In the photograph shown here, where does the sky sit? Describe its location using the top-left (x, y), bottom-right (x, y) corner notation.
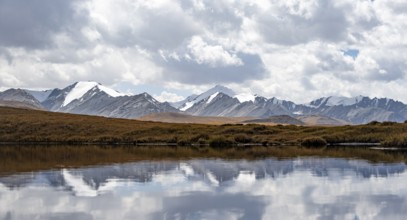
top-left (0, 0), bottom-right (406, 103)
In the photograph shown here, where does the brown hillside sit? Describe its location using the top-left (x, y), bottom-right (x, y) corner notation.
top-left (138, 112), bottom-right (254, 124)
top-left (1, 106), bottom-right (407, 147)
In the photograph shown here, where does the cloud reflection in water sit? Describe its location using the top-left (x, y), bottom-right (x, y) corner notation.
top-left (1, 158), bottom-right (407, 220)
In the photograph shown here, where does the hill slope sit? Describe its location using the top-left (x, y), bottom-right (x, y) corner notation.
top-left (244, 115), bottom-right (304, 125)
top-left (296, 115), bottom-right (348, 126)
top-left (1, 106), bottom-right (407, 147)
top-left (139, 112), bottom-right (253, 124)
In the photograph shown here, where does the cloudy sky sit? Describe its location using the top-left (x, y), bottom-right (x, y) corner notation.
top-left (0, 0), bottom-right (406, 103)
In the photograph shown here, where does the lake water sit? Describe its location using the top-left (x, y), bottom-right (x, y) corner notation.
top-left (1, 156), bottom-right (407, 220)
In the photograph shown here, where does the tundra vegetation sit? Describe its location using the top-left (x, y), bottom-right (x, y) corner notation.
top-left (1, 107), bottom-right (407, 147)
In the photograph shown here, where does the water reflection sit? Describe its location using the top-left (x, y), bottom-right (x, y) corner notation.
top-left (1, 158), bottom-right (407, 219)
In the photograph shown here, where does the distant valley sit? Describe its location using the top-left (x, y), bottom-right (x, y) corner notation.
top-left (1, 81), bottom-right (407, 125)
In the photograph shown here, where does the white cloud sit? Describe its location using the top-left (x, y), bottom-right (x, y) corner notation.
top-left (154, 91), bottom-right (185, 103)
top-left (187, 36), bottom-right (243, 67)
top-left (1, 159), bottom-right (407, 219)
top-left (0, 0), bottom-right (407, 103)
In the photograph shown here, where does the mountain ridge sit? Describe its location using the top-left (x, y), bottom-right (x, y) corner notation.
top-left (1, 81), bottom-right (406, 124)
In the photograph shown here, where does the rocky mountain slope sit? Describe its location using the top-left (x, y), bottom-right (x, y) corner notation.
top-left (1, 82), bottom-right (407, 124)
top-left (1, 82), bottom-right (178, 119)
top-left (174, 86), bottom-right (407, 124)
top-left (0, 89), bottom-right (44, 109)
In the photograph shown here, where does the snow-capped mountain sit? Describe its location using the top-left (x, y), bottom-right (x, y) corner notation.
top-left (173, 86), bottom-right (302, 118)
top-left (2, 82), bottom-right (407, 124)
top-left (185, 92), bottom-right (241, 116)
top-left (42, 81), bottom-right (125, 111)
top-left (62, 81), bottom-right (125, 107)
top-left (172, 85), bottom-right (261, 111)
top-left (0, 81), bottom-right (179, 118)
top-left (40, 81), bottom-right (179, 118)
top-left (170, 86), bottom-right (407, 124)
top-left (305, 96), bottom-right (407, 124)
top-left (170, 94), bottom-right (198, 109)
top-left (173, 85), bottom-right (236, 111)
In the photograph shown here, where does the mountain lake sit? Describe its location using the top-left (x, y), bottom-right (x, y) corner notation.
top-left (1, 146), bottom-right (407, 219)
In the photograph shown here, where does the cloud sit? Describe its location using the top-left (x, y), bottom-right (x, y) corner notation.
top-left (159, 51), bottom-right (266, 84)
top-left (0, 0), bottom-right (407, 103)
top-left (87, 0), bottom-right (200, 50)
top-left (186, 36), bottom-right (243, 67)
top-left (0, 0), bottom-right (85, 49)
top-left (154, 91), bottom-right (184, 103)
top-left (2, 159), bottom-right (407, 219)
top-left (255, 1), bottom-right (350, 45)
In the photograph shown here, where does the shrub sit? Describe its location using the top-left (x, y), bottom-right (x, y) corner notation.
top-left (190, 134), bottom-right (210, 142)
top-left (301, 137), bottom-right (327, 147)
top-left (234, 134), bottom-right (253, 143)
top-left (368, 121), bottom-right (380, 125)
top-left (209, 137), bottom-right (235, 148)
top-left (381, 121), bottom-right (397, 126)
top-left (253, 125), bottom-right (267, 131)
top-left (197, 138), bottom-right (208, 145)
top-left (177, 139), bottom-right (191, 146)
top-left (382, 136), bottom-right (407, 147)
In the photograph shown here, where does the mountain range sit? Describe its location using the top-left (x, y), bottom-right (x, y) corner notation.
top-left (1, 81), bottom-right (407, 124)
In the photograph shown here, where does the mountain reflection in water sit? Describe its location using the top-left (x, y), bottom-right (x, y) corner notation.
top-left (1, 158), bottom-right (407, 220)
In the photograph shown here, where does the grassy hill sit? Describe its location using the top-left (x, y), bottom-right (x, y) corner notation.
top-left (296, 115), bottom-right (348, 126)
top-left (1, 106), bottom-right (407, 147)
top-left (244, 115), bottom-right (304, 125)
top-left (138, 112), bottom-right (253, 124)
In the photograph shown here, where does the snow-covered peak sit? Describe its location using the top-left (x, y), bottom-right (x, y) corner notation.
top-left (170, 94), bottom-right (198, 109)
top-left (140, 92), bottom-right (160, 105)
top-left (62, 81), bottom-right (125, 107)
top-left (200, 85), bottom-right (235, 99)
top-left (178, 85), bottom-right (236, 111)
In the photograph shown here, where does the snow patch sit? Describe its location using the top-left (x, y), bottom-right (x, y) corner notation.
top-left (180, 102), bottom-right (195, 111)
top-left (207, 92), bottom-right (219, 104)
top-left (98, 84), bottom-right (123, 98)
top-left (62, 169), bottom-right (97, 197)
top-left (206, 171), bottom-right (219, 186)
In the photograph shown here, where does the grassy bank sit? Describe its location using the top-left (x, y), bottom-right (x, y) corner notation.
top-left (1, 107), bottom-right (407, 147)
top-left (0, 145), bottom-right (406, 175)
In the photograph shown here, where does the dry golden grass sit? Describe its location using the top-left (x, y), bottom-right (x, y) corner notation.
top-left (138, 112), bottom-right (254, 125)
top-left (2, 107), bottom-right (407, 147)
